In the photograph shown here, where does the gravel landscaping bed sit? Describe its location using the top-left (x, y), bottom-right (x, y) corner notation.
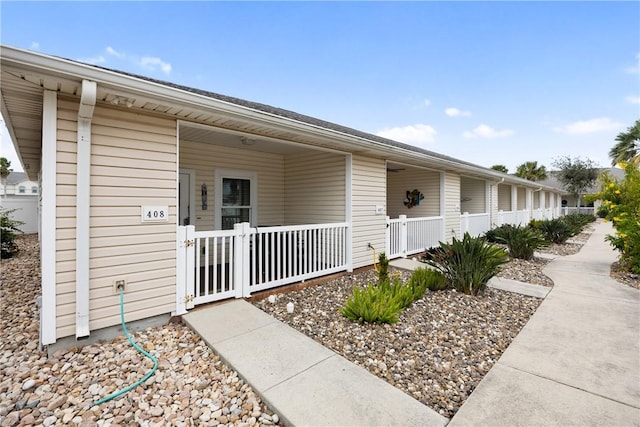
top-left (0, 234), bottom-right (280, 427)
top-left (253, 268), bottom-right (541, 418)
top-left (610, 262), bottom-right (640, 290)
top-left (496, 257), bottom-right (553, 287)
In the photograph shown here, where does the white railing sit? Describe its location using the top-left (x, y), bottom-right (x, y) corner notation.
top-left (460, 212), bottom-right (490, 237)
top-left (515, 209), bottom-right (530, 227)
top-left (562, 207), bottom-right (595, 216)
top-left (531, 209), bottom-right (544, 221)
top-left (249, 223), bottom-right (348, 294)
top-left (386, 215), bottom-right (444, 259)
top-left (496, 210), bottom-right (517, 227)
top-left (176, 222), bottom-right (349, 311)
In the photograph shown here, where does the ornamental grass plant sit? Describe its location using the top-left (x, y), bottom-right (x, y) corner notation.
top-left (426, 233), bottom-right (508, 295)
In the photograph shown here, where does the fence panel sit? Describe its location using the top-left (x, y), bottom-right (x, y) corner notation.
top-left (248, 223), bottom-right (348, 294)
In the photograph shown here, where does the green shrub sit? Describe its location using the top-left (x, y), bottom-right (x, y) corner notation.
top-left (495, 225), bottom-right (549, 260)
top-left (342, 270), bottom-right (437, 324)
top-left (426, 233), bottom-right (508, 295)
top-left (593, 164), bottom-right (640, 274)
top-left (408, 267), bottom-right (448, 291)
top-left (342, 283), bottom-right (402, 324)
top-left (562, 213), bottom-right (596, 235)
top-left (484, 224), bottom-right (515, 243)
top-left (535, 218), bottom-right (574, 244)
top-left (596, 205), bottom-right (609, 218)
top-left (1, 208), bottom-right (24, 259)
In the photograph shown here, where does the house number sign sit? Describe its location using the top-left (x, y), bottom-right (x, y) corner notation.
top-left (141, 206), bottom-right (169, 222)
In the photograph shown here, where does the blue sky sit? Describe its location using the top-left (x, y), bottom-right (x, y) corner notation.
top-left (1, 1), bottom-right (638, 173)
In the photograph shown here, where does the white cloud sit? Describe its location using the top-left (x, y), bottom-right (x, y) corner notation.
top-left (626, 95), bottom-right (640, 105)
top-left (106, 46), bottom-right (123, 58)
top-left (423, 98), bottom-right (431, 107)
top-left (445, 107), bottom-right (471, 117)
top-left (376, 124), bottom-right (437, 144)
top-left (462, 124), bottom-right (513, 139)
top-left (139, 56), bottom-right (172, 75)
top-left (75, 47), bottom-right (172, 75)
top-left (29, 42), bottom-right (39, 50)
top-left (553, 117), bottom-right (623, 135)
top-left (77, 55), bottom-right (106, 65)
top-left (624, 52), bottom-right (640, 74)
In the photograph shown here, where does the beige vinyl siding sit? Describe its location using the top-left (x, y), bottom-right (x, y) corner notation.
top-left (55, 100), bottom-right (178, 338)
top-left (284, 152), bottom-right (346, 224)
top-left (179, 141), bottom-right (285, 229)
top-left (443, 172), bottom-right (460, 241)
top-left (497, 184), bottom-right (512, 211)
top-left (351, 155), bottom-right (386, 269)
top-left (387, 168), bottom-right (440, 218)
top-left (517, 187), bottom-right (527, 210)
top-left (460, 177), bottom-right (486, 214)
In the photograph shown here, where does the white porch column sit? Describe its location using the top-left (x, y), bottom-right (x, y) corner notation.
top-left (511, 185), bottom-right (517, 212)
top-left (41, 90), bottom-right (57, 345)
top-left (345, 154), bottom-right (353, 272)
top-left (440, 172), bottom-right (445, 241)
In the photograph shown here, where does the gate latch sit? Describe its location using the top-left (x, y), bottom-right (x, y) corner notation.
top-left (184, 240), bottom-right (194, 247)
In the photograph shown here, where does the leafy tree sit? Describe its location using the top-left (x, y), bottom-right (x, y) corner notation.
top-left (609, 119), bottom-right (640, 166)
top-left (490, 164), bottom-right (509, 173)
top-left (0, 157), bottom-right (12, 199)
top-left (552, 156), bottom-right (599, 207)
top-left (515, 161), bottom-right (548, 181)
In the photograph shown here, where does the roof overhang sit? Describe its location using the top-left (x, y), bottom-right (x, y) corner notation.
top-left (0, 45), bottom-right (562, 192)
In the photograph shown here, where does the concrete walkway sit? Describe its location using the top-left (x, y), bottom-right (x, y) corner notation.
top-left (449, 221), bottom-right (640, 426)
top-left (183, 300), bottom-right (448, 427)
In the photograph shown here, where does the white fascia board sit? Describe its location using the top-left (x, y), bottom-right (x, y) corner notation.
top-left (1, 46), bottom-right (562, 192)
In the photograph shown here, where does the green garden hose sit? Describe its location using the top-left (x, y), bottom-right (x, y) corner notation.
top-left (93, 287), bottom-right (158, 406)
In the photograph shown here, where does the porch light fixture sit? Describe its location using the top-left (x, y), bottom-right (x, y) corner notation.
top-left (241, 137), bottom-right (256, 146)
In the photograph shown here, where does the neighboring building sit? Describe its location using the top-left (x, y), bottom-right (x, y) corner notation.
top-left (0, 171), bottom-right (39, 196)
top-left (539, 168), bottom-right (625, 212)
top-left (0, 45), bottom-right (565, 350)
top-left (0, 171), bottom-right (39, 233)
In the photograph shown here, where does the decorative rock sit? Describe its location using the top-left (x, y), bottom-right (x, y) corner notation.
top-left (42, 415), bottom-right (58, 427)
top-left (21, 379), bottom-right (36, 391)
top-left (149, 407), bottom-right (164, 417)
top-left (46, 395), bottom-right (67, 411)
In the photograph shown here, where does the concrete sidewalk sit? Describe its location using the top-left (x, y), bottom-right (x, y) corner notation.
top-left (449, 221), bottom-right (640, 426)
top-left (183, 300), bottom-right (448, 427)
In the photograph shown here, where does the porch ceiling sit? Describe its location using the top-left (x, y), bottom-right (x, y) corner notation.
top-left (179, 123), bottom-right (314, 156)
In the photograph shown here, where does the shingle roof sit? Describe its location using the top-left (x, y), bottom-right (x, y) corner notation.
top-left (4, 171), bottom-right (28, 185)
top-left (72, 58), bottom-right (509, 176)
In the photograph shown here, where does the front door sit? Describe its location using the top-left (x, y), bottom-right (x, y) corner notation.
top-left (179, 169), bottom-right (195, 226)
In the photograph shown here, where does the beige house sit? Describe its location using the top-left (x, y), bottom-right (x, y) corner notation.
top-left (0, 46), bottom-right (564, 349)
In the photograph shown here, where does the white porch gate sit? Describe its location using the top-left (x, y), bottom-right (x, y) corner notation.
top-left (386, 215), bottom-right (444, 259)
top-left (176, 222), bottom-right (349, 313)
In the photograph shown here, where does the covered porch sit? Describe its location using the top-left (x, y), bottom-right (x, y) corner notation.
top-left (385, 162), bottom-right (444, 259)
top-left (459, 176), bottom-right (490, 236)
top-left (175, 122), bottom-right (351, 311)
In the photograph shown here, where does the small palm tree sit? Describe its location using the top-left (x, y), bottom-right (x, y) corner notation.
top-left (515, 161), bottom-right (548, 181)
top-left (609, 119), bottom-right (640, 166)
